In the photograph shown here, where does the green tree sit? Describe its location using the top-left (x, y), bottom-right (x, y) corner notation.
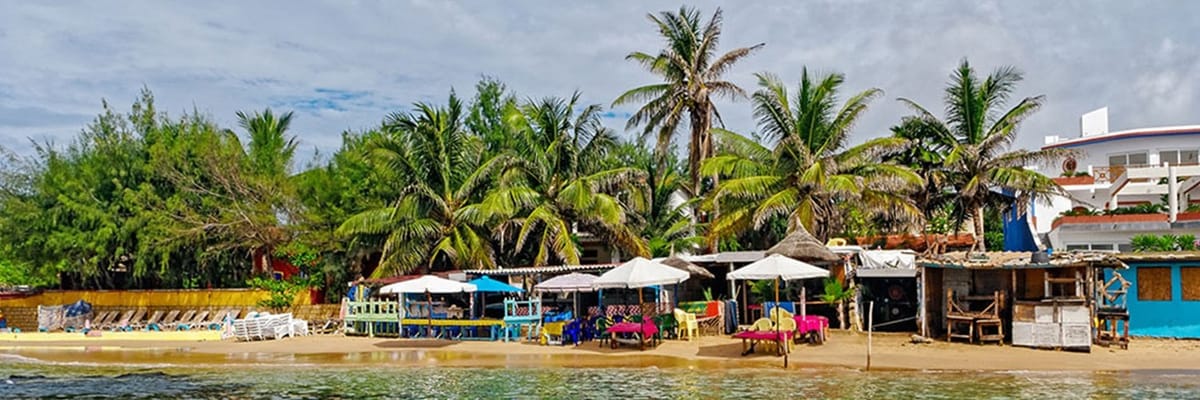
top-left (485, 94), bottom-right (650, 266)
top-left (614, 6), bottom-right (764, 191)
top-left (338, 94), bottom-right (503, 276)
top-left (606, 141), bottom-right (699, 257)
top-left (702, 70), bottom-right (922, 244)
top-left (898, 60), bottom-right (1072, 251)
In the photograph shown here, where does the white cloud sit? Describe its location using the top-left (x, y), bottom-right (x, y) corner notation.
top-left (0, 0), bottom-right (1197, 157)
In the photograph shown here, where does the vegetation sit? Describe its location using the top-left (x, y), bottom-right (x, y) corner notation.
top-left (819, 277), bottom-right (855, 330)
top-left (0, 7), bottom-right (1075, 293)
top-left (1131, 234), bottom-right (1198, 252)
top-left (895, 60), bottom-right (1072, 252)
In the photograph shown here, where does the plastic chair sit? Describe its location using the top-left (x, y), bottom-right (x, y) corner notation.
top-left (673, 308), bottom-right (698, 340)
top-left (595, 316), bottom-right (614, 348)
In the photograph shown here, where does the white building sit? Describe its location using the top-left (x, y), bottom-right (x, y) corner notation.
top-left (1036, 108), bottom-right (1200, 251)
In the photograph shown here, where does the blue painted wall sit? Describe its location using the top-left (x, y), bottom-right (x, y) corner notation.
top-left (1002, 205), bottom-right (1038, 252)
top-left (1110, 261), bottom-right (1200, 338)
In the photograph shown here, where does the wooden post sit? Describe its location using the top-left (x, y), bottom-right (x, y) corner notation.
top-left (867, 300), bottom-right (874, 371)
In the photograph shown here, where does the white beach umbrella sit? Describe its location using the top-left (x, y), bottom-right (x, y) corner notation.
top-left (592, 257), bottom-right (689, 289)
top-left (592, 257), bottom-right (689, 325)
top-left (727, 254), bottom-right (829, 367)
top-left (380, 275), bottom-right (477, 294)
top-left (534, 273), bottom-right (598, 318)
top-left (379, 275), bottom-right (476, 337)
top-left (534, 273), bottom-right (599, 293)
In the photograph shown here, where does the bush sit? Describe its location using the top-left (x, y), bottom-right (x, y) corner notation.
top-left (1131, 234), bottom-right (1198, 252)
top-left (984, 231), bottom-right (1004, 250)
top-left (247, 277), bottom-right (314, 310)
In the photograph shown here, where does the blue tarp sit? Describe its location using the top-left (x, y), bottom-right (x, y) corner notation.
top-left (468, 276), bottom-right (524, 293)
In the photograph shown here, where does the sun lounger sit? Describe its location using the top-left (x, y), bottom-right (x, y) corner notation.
top-left (135, 310), bottom-right (163, 331)
top-left (165, 310), bottom-right (197, 330)
top-left (148, 310), bottom-right (179, 331)
top-left (112, 309), bottom-right (145, 332)
top-left (201, 309), bottom-right (235, 330)
top-left (91, 311), bottom-right (116, 328)
top-left (175, 310), bottom-right (209, 330)
top-left (101, 310), bottom-right (135, 331)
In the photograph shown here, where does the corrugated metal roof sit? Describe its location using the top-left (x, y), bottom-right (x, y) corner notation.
top-left (462, 263), bottom-right (618, 276)
top-left (918, 251), bottom-right (1126, 269)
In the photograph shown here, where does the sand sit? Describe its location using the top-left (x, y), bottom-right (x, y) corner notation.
top-left (4, 331), bottom-right (1200, 371)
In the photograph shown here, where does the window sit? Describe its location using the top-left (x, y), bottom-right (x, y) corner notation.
top-left (1158, 150), bottom-right (1200, 166)
top-left (1183, 267), bottom-right (1200, 301)
top-left (1065, 244), bottom-right (1090, 251)
top-left (1129, 152), bottom-right (1148, 165)
top-left (1117, 243), bottom-right (1133, 253)
top-left (1108, 152), bottom-right (1148, 166)
top-left (1137, 267), bottom-right (1173, 301)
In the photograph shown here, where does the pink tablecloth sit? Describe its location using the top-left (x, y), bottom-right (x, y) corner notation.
top-left (608, 321), bottom-right (658, 336)
top-left (794, 315), bottom-right (829, 334)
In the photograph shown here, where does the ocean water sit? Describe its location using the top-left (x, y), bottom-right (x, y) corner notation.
top-left (2, 353), bottom-right (1199, 399)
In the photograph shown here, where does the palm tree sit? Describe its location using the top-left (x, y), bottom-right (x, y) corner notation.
top-left (702, 69), bottom-right (922, 244)
top-left (337, 94), bottom-right (503, 276)
top-left (607, 142), bottom-right (701, 257)
top-left (898, 60), bottom-right (1073, 252)
top-left (614, 6), bottom-right (764, 191)
top-left (236, 109), bottom-right (298, 180)
top-left (484, 94), bottom-right (649, 266)
top-left (819, 277), bottom-right (855, 330)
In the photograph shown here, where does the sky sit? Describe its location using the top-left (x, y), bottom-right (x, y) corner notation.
top-left (1, 1), bottom-right (1198, 160)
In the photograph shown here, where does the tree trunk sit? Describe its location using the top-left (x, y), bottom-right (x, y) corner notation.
top-left (973, 206), bottom-right (987, 253)
top-left (837, 301), bottom-right (846, 330)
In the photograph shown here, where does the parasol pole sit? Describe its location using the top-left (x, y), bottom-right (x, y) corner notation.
top-left (776, 276), bottom-right (787, 368)
top-left (638, 286), bottom-right (646, 350)
top-left (426, 290), bottom-right (433, 339)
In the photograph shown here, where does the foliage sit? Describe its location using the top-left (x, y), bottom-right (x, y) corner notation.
top-left (246, 277), bottom-right (311, 310)
top-left (702, 69), bottom-right (921, 243)
top-left (1061, 171), bottom-right (1091, 177)
top-left (1105, 203), bottom-right (1167, 215)
top-left (614, 6), bottom-right (763, 190)
top-left (984, 232), bottom-right (1005, 251)
top-left (896, 60), bottom-right (1073, 251)
top-left (1059, 208), bottom-right (1101, 217)
top-left (818, 278), bottom-right (854, 303)
top-left (1131, 234), bottom-right (1198, 252)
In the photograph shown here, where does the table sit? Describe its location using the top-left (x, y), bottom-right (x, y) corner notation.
top-left (733, 330), bottom-right (793, 355)
top-left (607, 321), bottom-right (659, 350)
top-left (794, 315), bottom-right (829, 343)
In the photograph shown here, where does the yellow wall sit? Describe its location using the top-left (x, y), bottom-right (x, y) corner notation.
top-left (0, 289), bottom-right (313, 308)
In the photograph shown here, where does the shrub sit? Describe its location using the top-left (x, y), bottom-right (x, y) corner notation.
top-left (1131, 234), bottom-right (1198, 252)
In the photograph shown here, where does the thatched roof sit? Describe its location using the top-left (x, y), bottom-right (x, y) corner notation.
top-left (660, 256), bottom-right (715, 279)
top-left (766, 225), bottom-right (840, 262)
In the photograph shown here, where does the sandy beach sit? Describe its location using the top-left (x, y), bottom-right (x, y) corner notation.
top-left (4, 331), bottom-right (1200, 372)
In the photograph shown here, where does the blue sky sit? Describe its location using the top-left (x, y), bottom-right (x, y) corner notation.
top-left (1, 1), bottom-right (1198, 158)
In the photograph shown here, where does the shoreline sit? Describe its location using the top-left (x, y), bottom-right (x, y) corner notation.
top-left (5, 331), bottom-right (1200, 372)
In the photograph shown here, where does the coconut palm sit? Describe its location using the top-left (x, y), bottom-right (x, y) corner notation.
top-left (819, 277), bottom-right (855, 330)
top-left (898, 60), bottom-right (1072, 251)
top-left (702, 69), bottom-right (922, 244)
top-left (614, 6), bottom-right (764, 191)
top-left (485, 94), bottom-right (649, 266)
top-left (337, 94), bottom-right (502, 276)
top-left (607, 142), bottom-right (701, 257)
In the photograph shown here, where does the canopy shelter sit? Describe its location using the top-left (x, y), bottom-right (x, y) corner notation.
top-left (467, 276), bottom-right (523, 319)
top-left (380, 275), bottom-right (477, 337)
top-left (728, 254), bottom-right (829, 367)
top-left (766, 225), bottom-right (840, 263)
top-left (534, 273), bottom-right (598, 318)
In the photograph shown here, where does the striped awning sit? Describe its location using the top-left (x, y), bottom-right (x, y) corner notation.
top-left (463, 263), bottom-right (618, 277)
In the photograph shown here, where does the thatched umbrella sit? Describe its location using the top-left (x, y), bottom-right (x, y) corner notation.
top-left (766, 225), bottom-right (839, 263)
top-left (658, 256), bottom-right (715, 279)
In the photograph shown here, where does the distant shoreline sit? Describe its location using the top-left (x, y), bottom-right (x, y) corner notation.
top-left (4, 331), bottom-right (1200, 372)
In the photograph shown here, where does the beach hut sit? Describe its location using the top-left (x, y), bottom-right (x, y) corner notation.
top-left (380, 275), bottom-right (477, 337)
top-left (766, 226), bottom-right (841, 263)
top-left (1112, 251), bottom-right (1200, 339)
top-left (917, 251), bottom-right (1126, 351)
top-left (728, 254), bottom-right (829, 367)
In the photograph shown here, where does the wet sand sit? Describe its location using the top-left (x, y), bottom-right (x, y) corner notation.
top-left (4, 331), bottom-right (1200, 371)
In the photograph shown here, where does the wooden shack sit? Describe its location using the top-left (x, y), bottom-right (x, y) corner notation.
top-left (918, 251), bottom-right (1127, 352)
